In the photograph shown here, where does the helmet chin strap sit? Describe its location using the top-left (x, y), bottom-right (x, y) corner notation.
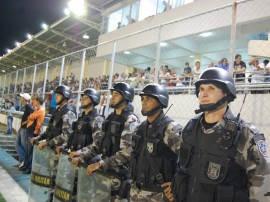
top-left (141, 105), bottom-right (162, 116)
top-left (195, 96), bottom-right (228, 114)
top-left (56, 97), bottom-right (67, 106)
top-left (80, 103), bottom-right (94, 109)
top-left (110, 99), bottom-right (126, 109)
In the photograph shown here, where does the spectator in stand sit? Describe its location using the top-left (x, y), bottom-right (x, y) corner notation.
top-left (183, 62), bottom-right (192, 86)
top-left (99, 92), bottom-right (112, 116)
top-left (193, 61), bottom-right (201, 83)
top-left (6, 101), bottom-right (16, 135)
top-left (162, 0), bottom-right (171, 12)
top-left (117, 22), bottom-right (122, 29)
top-left (249, 57), bottom-right (265, 94)
top-left (143, 67), bottom-right (152, 84)
top-left (164, 65), bottom-right (170, 73)
top-left (113, 73), bottom-right (122, 82)
top-left (14, 94), bottom-right (21, 111)
top-left (13, 93), bottom-right (34, 168)
top-left (218, 58), bottom-right (229, 71)
top-left (208, 62), bottom-right (215, 68)
top-left (233, 54), bottom-right (246, 83)
top-left (151, 68), bottom-right (156, 82)
top-left (168, 69), bottom-right (178, 86)
top-left (261, 59), bottom-right (270, 82)
top-left (159, 66), bottom-right (170, 87)
top-left (20, 96), bottom-right (45, 174)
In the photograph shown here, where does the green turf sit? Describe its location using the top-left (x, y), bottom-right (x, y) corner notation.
top-left (0, 193), bottom-right (6, 202)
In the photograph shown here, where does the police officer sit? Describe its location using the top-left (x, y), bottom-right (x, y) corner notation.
top-left (53, 88), bottom-right (104, 201)
top-left (130, 83), bottom-right (182, 202)
top-left (60, 88), bottom-right (104, 153)
top-left (30, 85), bottom-right (76, 151)
top-left (172, 68), bottom-right (270, 202)
top-left (70, 82), bottom-right (140, 201)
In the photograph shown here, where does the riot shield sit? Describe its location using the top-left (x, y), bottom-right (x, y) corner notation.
top-left (28, 145), bottom-right (58, 202)
top-left (53, 153), bottom-right (77, 202)
top-left (77, 167), bottom-right (111, 202)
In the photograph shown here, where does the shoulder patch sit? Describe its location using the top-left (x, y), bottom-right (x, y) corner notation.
top-left (257, 140), bottom-right (268, 157)
top-left (254, 134), bottom-right (268, 157)
top-left (129, 121), bottom-right (138, 132)
top-left (96, 117), bottom-right (104, 129)
top-left (172, 123), bottom-right (182, 134)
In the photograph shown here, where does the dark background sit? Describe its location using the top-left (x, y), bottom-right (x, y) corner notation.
top-left (0, 0), bottom-right (67, 55)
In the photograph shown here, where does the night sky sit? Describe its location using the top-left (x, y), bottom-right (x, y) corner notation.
top-left (0, 0), bottom-right (67, 55)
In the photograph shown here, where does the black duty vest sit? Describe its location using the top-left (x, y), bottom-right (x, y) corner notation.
top-left (46, 104), bottom-right (71, 140)
top-left (131, 112), bottom-right (179, 191)
top-left (100, 106), bottom-right (133, 158)
top-left (68, 108), bottom-right (99, 151)
top-left (175, 114), bottom-right (248, 202)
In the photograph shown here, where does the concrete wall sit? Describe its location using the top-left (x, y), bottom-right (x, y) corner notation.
top-left (97, 0), bottom-right (270, 56)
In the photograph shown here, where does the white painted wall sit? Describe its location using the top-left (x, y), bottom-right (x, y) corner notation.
top-left (97, 0), bottom-right (270, 56)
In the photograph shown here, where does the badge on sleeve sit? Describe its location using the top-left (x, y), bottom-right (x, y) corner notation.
top-left (254, 133), bottom-right (268, 157)
top-left (129, 122), bottom-right (137, 132)
top-left (96, 117), bottom-right (103, 129)
top-left (257, 140), bottom-right (268, 157)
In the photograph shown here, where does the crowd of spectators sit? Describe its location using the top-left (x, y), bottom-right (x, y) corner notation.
top-left (1, 55), bottom-right (270, 107)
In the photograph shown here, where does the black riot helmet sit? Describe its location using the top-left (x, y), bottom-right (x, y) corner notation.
top-left (54, 85), bottom-right (72, 100)
top-left (110, 82), bottom-right (134, 102)
top-left (195, 67), bottom-right (236, 102)
top-left (194, 68), bottom-right (236, 114)
top-left (81, 88), bottom-right (100, 106)
top-left (139, 83), bottom-right (169, 108)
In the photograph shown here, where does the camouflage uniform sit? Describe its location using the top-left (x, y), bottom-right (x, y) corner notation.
top-left (36, 104), bottom-right (77, 147)
top-left (77, 103), bottom-right (140, 200)
top-left (130, 111), bottom-right (182, 202)
top-left (65, 108), bottom-right (104, 151)
top-left (173, 108), bottom-right (270, 202)
top-left (53, 108), bottom-right (104, 202)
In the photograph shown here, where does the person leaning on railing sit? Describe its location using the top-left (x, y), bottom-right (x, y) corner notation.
top-left (233, 54), bottom-right (246, 83)
top-left (262, 59), bottom-right (270, 82)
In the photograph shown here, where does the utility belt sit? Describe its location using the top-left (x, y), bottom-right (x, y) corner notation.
top-left (111, 180), bottom-right (131, 199)
top-left (106, 166), bottom-right (130, 180)
top-left (100, 168), bottom-right (131, 199)
top-left (136, 182), bottom-right (163, 193)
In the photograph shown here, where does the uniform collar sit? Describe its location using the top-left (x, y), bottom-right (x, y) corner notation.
top-left (148, 110), bottom-right (165, 126)
top-left (200, 107), bottom-right (235, 134)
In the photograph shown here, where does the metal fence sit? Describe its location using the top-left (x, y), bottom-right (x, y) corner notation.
top-left (0, 0), bottom-right (269, 133)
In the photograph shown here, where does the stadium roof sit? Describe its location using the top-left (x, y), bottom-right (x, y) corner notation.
top-left (0, 0), bottom-right (122, 75)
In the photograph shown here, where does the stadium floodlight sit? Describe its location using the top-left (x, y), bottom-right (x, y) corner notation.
top-left (64, 8), bottom-right (70, 16)
top-left (7, 49), bottom-right (11, 53)
top-left (68, 0), bottom-right (86, 17)
top-left (42, 23), bottom-right (48, 29)
top-left (27, 34), bottom-right (32, 39)
top-left (15, 42), bottom-right (20, 47)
